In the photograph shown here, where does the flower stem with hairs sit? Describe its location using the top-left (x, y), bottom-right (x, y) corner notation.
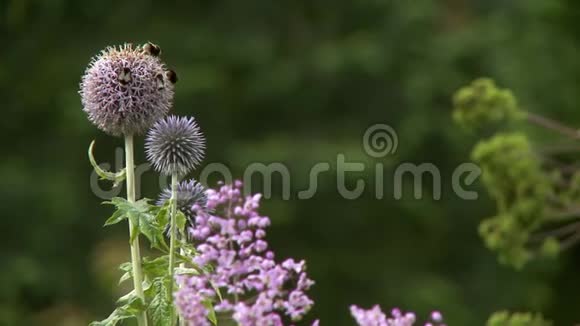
top-left (125, 134), bottom-right (148, 326)
top-left (168, 173), bottom-right (179, 324)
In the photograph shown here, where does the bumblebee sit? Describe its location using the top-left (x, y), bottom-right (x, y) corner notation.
top-left (143, 42), bottom-right (161, 56)
top-left (156, 73), bottom-right (165, 90)
top-left (166, 70), bottom-right (178, 84)
top-left (118, 67), bottom-right (132, 85)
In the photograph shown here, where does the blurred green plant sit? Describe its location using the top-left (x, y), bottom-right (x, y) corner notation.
top-left (453, 78), bottom-right (524, 130)
top-left (454, 78), bottom-right (580, 269)
top-left (473, 132), bottom-right (553, 268)
top-left (486, 311), bottom-right (552, 326)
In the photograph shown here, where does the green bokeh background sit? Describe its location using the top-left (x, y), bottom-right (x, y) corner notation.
top-left (2, 1), bottom-right (580, 325)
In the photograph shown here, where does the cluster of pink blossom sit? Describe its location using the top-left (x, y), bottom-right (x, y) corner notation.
top-left (350, 306), bottom-right (445, 326)
top-left (174, 181), bottom-right (444, 326)
top-left (174, 181), bottom-right (317, 326)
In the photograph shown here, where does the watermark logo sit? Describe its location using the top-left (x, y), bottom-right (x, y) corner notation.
top-left (90, 123), bottom-right (481, 201)
top-left (363, 123), bottom-right (398, 158)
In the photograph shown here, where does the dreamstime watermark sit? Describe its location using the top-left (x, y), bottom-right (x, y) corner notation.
top-left (90, 124), bottom-right (482, 200)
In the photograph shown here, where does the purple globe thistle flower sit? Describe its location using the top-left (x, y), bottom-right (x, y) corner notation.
top-left (145, 115), bottom-right (205, 176)
top-left (157, 178), bottom-right (208, 229)
top-left (80, 43), bottom-right (175, 136)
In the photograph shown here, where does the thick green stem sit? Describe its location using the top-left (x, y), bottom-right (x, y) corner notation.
top-left (169, 173), bottom-right (179, 324)
top-left (125, 134), bottom-right (148, 326)
top-left (178, 244), bottom-right (186, 326)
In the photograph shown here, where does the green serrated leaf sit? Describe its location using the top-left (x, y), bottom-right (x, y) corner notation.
top-left (176, 241), bottom-right (198, 261)
top-left (155, 201), bottom-right (170, 226)
top-left (89, 308), bottom-right (132, 326)
top-left (88, 140), bottom-right (126, 187)
top-left (106, 197), bottom-right (169, 250)
top-left (117, 290), bottom-right (136, 305)
top-left (117, 262), bottom-right (133, 284)
top-left (106, 197), bottom-right (129, 206)
top-left (133, 198), bottom-right (153, 213)
top-left (175, 266), bottom-right (199, 276)
top-left (127, 214), bottom-right (140, 244)
top-left (90, 294), bottom-right (145, 326)
top-left (105, 197), bottom-right (151, 214)
top-left (104, 198), bottom-right (150, 236)
top-left (176, 210), bottom-right (187, 233)
top-left (104, 209), bottom-right (127, 226)
top-left (145, 276), bottom-right (174, 326)
top-left (118, 271), bottom-right (131, 285)
top-left (143, 256), bottom-right (170, 279)
top-left (119, 256), bottom-right (170, 284)
top-left (119, 261), bottom-right (132, 272)
top-left (126, 296), bottom-right (147, 314)
top-left (140, 212), bottom-right (169, 251)
top-left (104, 198), bottom-right (152, 244)
top-left (149, 292), bottom-right (173, 326)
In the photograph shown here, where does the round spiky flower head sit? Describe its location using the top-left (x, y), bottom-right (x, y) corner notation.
top-left (145, 115), bottom-right (205, 176)
top-left (80, 43), bottom-right (174, 136)
top-left (157, 179), bottom-right (208, 228)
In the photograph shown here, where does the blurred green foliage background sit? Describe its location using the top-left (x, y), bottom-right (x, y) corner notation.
top-left (2, 0), bottom-right (580, 325)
